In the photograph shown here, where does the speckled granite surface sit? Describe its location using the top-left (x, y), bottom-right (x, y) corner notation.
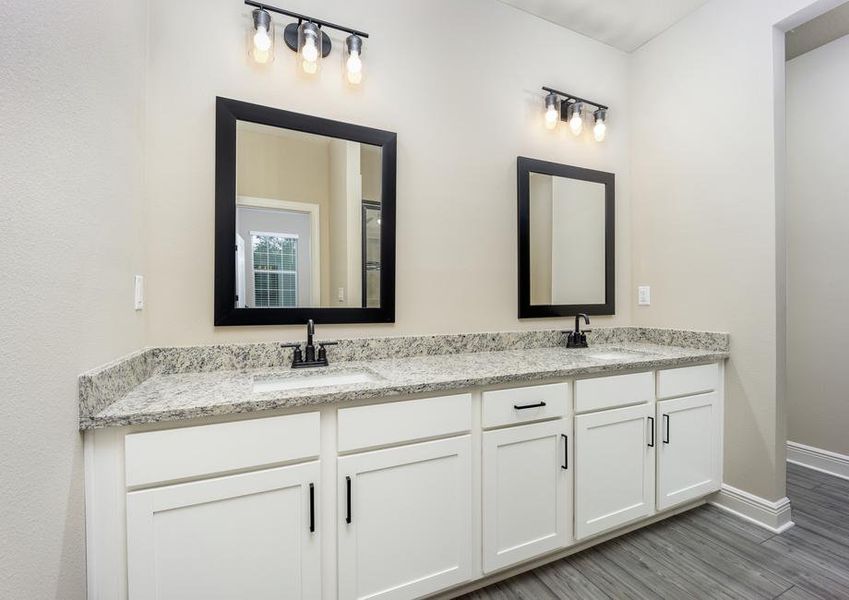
top-left (80, 328), bottom-right (729, 429)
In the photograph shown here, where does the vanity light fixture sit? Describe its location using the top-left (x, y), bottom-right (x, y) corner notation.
top-left (244, 1), bottom-right (369, 83)
top-left (541, 86), bottom-right (610, 143)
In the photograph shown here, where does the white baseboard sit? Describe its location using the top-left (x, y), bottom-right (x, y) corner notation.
top-left (709, 484), bottom-right (794, 534)
top-left (787, 441), bottom-right (849, 481)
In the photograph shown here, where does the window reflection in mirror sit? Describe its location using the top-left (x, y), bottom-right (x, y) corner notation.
top-left (528, 173), bottom-right (606, 306)
top-left (234, 121), bottom-right (382, 309)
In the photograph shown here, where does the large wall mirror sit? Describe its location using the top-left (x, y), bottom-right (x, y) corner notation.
top-left (517, 157), bottom-right (614, 318)
top-left (215, 98), bottom-right (396, 325)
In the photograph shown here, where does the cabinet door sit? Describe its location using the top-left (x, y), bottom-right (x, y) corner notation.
top-left (482, 420), bottom-right (571, 573)
top-left (657, 392), bottom-right (721, 510)
top-left (338, 436), bottom-right (472, 600)
top-left (126, 462), bottom-right (320, 600)
top-left (575, 403), bottom-right (655, 540)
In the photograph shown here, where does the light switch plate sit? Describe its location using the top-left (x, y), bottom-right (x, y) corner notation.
top-left (638, 285), bottom-right (651, 306)
top-left (134, 275), bottom-right (144, 310)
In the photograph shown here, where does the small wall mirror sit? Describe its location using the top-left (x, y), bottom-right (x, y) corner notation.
top-left (215, 98), bottom-right (396, 325)
top-left (517, 157), bottom-right (614, 318)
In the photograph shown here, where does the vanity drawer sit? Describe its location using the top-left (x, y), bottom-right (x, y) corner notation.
top-left (657, 363), bottom-right (719, 399)
top-left (338, 394), bottom-right (472, 452)
top-left (575, 372), bottom-right (654, 413)
top-left (125, 412), bottom-right (320, 488)
top-left (482, 383), bottom-right (569, 429)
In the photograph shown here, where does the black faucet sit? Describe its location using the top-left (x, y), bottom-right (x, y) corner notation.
top-left (566, 313), bottom-right (592, 348)
top-left (281, 319), bottom-right (338, 368)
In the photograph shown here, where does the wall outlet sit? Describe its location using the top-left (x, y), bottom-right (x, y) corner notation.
top-left (337, 287), bottom-right (345, 302)
top-left (134, 275), bottom-right (144, 310)
top-left (638, 285), bottom-right (651, 306)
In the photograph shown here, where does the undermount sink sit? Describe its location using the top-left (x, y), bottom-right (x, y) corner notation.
top-left (585, 348), bottom-right (656, 361)
top-left (252, 370), bottom-right (379, 393)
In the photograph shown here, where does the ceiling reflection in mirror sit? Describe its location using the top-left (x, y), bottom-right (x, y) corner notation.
top-left (234, 121), bottom-right (382, 309)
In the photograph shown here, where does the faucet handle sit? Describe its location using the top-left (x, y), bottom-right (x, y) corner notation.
top-left (281, 343), bottom-right (304, 366)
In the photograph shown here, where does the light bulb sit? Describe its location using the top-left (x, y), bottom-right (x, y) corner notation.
top-left (569, 104), bottom-right (584, 136)
top-left (252, 48), bottom-right (271, 64)
top-left (346, 51), bottom-right (362, 84)
top-left (302, 59), bottom-right (318, 74)
top-left (545, 105), bottom-right (558, 130)
top-left (593, 120), bottom-right (607, 142)
top-left (253, 27), bottom-right (271, 52)
top-left (593, 109), bottom-right (608, 142)
top-left (345, 35), bottom-right (364, 85)
top-left (302, 38), bottom-right (319, 63)
top-left (543, 92), bottom-right (559, 130)
top-left (347, 51), bottom-right (362, 73)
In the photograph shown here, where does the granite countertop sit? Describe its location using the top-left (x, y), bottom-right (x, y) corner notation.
top-left (85, 341), bottom-right (727, 429)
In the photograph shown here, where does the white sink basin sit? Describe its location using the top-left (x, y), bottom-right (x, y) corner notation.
top-left (253, 370), bottom-right (378, 393)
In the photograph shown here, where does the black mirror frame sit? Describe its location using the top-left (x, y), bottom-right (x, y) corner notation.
top-left (214, 97), bottom-right (397, 326)
top-left (517, 156), bottom-right (615, 319)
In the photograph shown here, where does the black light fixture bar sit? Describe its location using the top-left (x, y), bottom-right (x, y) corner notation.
top-left (542, 86), bottom-right (608, 111)
top-left (244, 0), bottom-right (369, 38)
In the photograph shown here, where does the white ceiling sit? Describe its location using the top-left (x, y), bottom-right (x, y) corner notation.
top-left (498, 0), bottom-right (711, 52)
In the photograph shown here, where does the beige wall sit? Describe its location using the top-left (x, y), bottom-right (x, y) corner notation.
top-left (143, 0), bottom-right (633, 344)
top-left (786, 34), bottom-right (849, 456)
top-left (529, 173), bottom-right (553, 305)
top-left (328, 140), bottom-right (363, 306)
top-left (551, 178), bottom-right (606, 305)
top-left (630, 0), bottom-right (843, 501)
top-left (0, 1), bottom-right (147, 598)
top-left (361, 145), bottom-right (382, 203)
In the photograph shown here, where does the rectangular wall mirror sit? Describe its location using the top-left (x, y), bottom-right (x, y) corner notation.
top-left (517, 157), bottom-right (614, 318)
top-left (215, 98), bottom-right (396, 325)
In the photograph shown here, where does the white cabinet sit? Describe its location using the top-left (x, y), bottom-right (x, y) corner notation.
top-left (656, 391), bottom-right (721, 510)
top-left (337, 436), bottom-right (473, 600)
top-left (574, 403), bottom-right (655, 540)
top-left (482, 420), bottom-right (572, 573)
top-left (126, 461), bottom-right (321, 600)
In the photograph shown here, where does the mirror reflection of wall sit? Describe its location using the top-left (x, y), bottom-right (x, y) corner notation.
top-left (529, 173), bottom-right (606, 306)
top-left (234, 121), bottom-right (382, 309)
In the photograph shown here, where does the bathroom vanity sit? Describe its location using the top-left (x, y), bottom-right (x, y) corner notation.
top-left (81, 329), bottom-right (727, 600)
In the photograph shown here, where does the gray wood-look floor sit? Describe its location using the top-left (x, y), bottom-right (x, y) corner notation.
top-left (461, 463), bottom-right (849, 600)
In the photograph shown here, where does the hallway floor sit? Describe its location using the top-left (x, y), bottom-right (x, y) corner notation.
top-left (461, 463), bottom-right (849, 599)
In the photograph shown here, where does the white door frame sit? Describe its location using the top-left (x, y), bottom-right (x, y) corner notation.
top-left (237, 196), bottom-right (321, 306)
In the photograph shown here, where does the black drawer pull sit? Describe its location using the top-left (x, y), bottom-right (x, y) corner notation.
top-left (562, 434), bottom-right (568, 470)
top-left (345, 476), bottom-right (352, 524)
top-left (663, 414), bottom-right (670, 444)
top-left (309, 483), bottom-right (315, 533)
top-left (648, 416), bottom-right (655, 447)
top-left (514, 401), bottom-right (547, 410)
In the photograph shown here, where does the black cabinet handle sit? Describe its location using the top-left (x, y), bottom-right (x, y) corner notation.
top-left (514, 401), bottom-right (547, 410)
top-left (561, 434), bottom-right (568, 470)
top-left (663, 414), bottom-right (670, 444)
top-left (345, 476), bottom-right (352, 524)
top-left (648, 416), bottom-right (655, 447)
top-left (309, 483), bottom-right (315, 533)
